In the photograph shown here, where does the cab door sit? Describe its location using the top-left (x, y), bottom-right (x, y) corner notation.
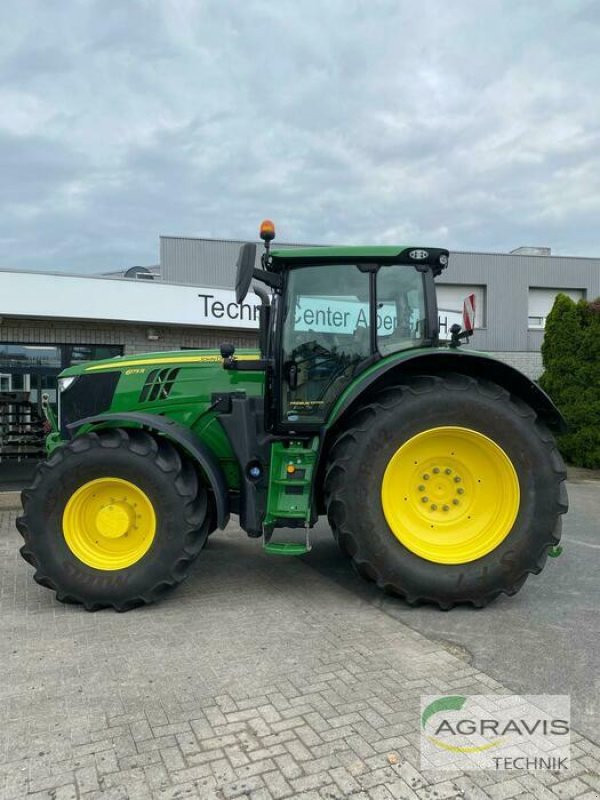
top-left (279, 263), bottom-right (373, 428)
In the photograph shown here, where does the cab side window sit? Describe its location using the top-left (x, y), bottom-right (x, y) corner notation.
top-left (377, 266), bottom-right (426, 356)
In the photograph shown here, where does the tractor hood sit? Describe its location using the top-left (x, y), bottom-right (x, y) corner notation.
top-left (53, 347), bottom-right (264, 446)
top-left (59, 348), bottom-right (260, 378)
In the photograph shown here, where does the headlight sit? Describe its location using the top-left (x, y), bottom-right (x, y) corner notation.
top-left (59, 376), bottom-right (79, 392)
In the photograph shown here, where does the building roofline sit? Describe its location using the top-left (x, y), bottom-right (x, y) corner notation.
top-left (0, 265), bottom-right (239, 291)
top-left (160, 234), bottom-right (318, 247)
top-left (0, 266), bottom-right (166, 283)
top-left (450, 249), bottom-right (600, 261)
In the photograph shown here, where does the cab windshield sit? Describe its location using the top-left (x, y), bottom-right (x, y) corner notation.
top-left (280, 263), bottom-right (427, 424)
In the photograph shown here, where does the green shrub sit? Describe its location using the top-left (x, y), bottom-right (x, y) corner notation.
top-left (539, 294), bottom-right (600, 468)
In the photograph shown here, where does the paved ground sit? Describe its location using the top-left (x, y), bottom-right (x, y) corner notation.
top-left (1, 507), bottom-right (599, 800)
top-left (306, 479), bottom-right (600, 741)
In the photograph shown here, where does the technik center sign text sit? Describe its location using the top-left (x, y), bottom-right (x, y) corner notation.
top-left (197, 293), bottom-right (261, 326)
top-left (198, 292), bottom-right (404, 334)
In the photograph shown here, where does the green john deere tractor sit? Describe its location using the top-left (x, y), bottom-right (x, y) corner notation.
top-left (18, 221), bottom-right (568, 611)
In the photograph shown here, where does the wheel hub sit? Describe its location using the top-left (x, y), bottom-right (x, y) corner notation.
top-left (416, 462), bottom-right (470, 521)
top-left (95, 503), bottom-right (132, 539)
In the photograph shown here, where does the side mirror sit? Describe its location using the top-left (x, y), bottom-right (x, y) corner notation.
top-left (235, 243), bottom-right (257, 303)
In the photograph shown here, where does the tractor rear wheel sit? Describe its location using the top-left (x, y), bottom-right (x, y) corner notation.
top-left (17, 428), bottom-right (210, 611)
top-left (324, 374), bottom-right (568, 608)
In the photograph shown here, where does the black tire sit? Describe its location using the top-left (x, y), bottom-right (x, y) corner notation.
top-left (324, 374), bottom-right (568, 609)
top-left (17, 428), bottom-right (210, 611)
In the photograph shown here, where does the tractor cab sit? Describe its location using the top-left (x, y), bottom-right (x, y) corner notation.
top-left (232, 220), bottom-right (449, 431)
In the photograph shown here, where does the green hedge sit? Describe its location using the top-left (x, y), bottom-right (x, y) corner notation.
top-left (539, 294), bottom-right (600, 468)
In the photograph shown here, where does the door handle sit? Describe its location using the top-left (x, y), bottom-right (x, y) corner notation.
top-left (286, 361), bottom-right (298, 390)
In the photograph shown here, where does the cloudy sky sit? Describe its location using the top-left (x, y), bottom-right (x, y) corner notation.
top-left (1, 0), bottom-right (599, 273)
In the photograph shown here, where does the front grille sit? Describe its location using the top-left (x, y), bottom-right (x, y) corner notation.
top-left (139, 368), bottom-right (180, 403)
top-left (60, 372), bottom-right (120, 436)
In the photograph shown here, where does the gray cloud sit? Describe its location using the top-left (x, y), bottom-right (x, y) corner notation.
top-left (0, 0), bottom-right (599, 272)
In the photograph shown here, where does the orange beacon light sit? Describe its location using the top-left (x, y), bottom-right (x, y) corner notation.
top-left (259, 219), bottom-right (276, 242)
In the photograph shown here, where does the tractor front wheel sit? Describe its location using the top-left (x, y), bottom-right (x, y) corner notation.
top-left (17, 428), bottom-right (210, 611)
top-left (324, 374), bottom-right (568, 608)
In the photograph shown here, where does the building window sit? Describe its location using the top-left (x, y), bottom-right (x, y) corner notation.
top-left (65, 345), bottom-right (122, 365)
top-left (0, 344), bottom-right (62, 369)
top-left (436, 285), bottom-right (487, 335)
top-left (528, 288), bottom-right (585, 329)
top-left (0, 343), bottom-right (123, 466)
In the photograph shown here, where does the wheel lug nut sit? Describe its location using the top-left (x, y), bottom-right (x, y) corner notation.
top-left (430, 504), bottom-right (438, 511)
top-left (433, 467), bottom-right (440, 474)
top-left (454, 476), bottom-right (461, 483)
top-left (423, 474), bottom-right (430, 480)
top-left (457, 487), bottom-right (464, 495)
top-left (421, 496), bottom-right (429, 503)
top-left (445, 468), bottom-right (452, 475)
top-left (442, 505), bottom-right (449, 512)
top-left (453, 499), bottom-right (460, 506)
top-left (418, 485), bottom-right (425, 492)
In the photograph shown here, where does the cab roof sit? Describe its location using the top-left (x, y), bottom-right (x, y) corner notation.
top-left (269, 245), bottom-right (449, 274)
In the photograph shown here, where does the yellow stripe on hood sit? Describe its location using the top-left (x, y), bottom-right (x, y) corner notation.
top-left (85, 354), bottom-right (259, 371)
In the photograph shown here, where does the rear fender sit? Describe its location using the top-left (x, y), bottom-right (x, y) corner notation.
top-left (328, 350), bottom-right (566, 434)
top-left (67, 412), bottom-right (230, 529)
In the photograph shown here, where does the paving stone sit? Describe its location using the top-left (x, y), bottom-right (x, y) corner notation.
top-left (50, 785), bottom-right (79, 800)
top-left (290, 771), bottom-right (330, 792)
top-left (552, 776), bottom-right (597, 799)
top-left (580, 770), bottom-right (600, 791)
top-left (75, 765), bottom-right (100, 793)
top-left (159, 745), bottom-right (186, 772)
top-left (0, 513), bottom-right (596, 800)
top-left (221, 774), bottom-right (266, 798)
top-left (247, 789), bottom-right (273, 800)
top-left (286, 739), bottom-right (313, 762)
top-left (130, 719), bottom-right (153, 742)
top-left (367, 789), bottom-right (396, 800)
top-left (487, 778), bottom-right (531, 800)
top-left (262, 768), bottom-right (293, 799)
top-left (329, 764), bottom-right (362, 793)
top-left (274, 753), bottom-right (303, 780)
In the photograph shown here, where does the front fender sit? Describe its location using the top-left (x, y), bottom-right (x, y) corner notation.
top-left (328, 349), bottom-right (566, 433)
top-left (67, 412), bottom-right (230, 529)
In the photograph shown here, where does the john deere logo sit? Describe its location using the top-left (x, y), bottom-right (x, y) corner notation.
top-left (409, 249), bottom-right (429, 260)
top-left (421, 696), bottom-right (503, 753)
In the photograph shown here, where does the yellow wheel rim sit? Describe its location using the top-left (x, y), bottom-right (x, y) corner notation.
top-left (63, 477), bottom-right (156, 570)
top-left (381, 426), bottom-right (520, 564)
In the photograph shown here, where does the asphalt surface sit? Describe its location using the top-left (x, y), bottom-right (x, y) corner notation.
top-left (303, 479), bottom-right (600, 742)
